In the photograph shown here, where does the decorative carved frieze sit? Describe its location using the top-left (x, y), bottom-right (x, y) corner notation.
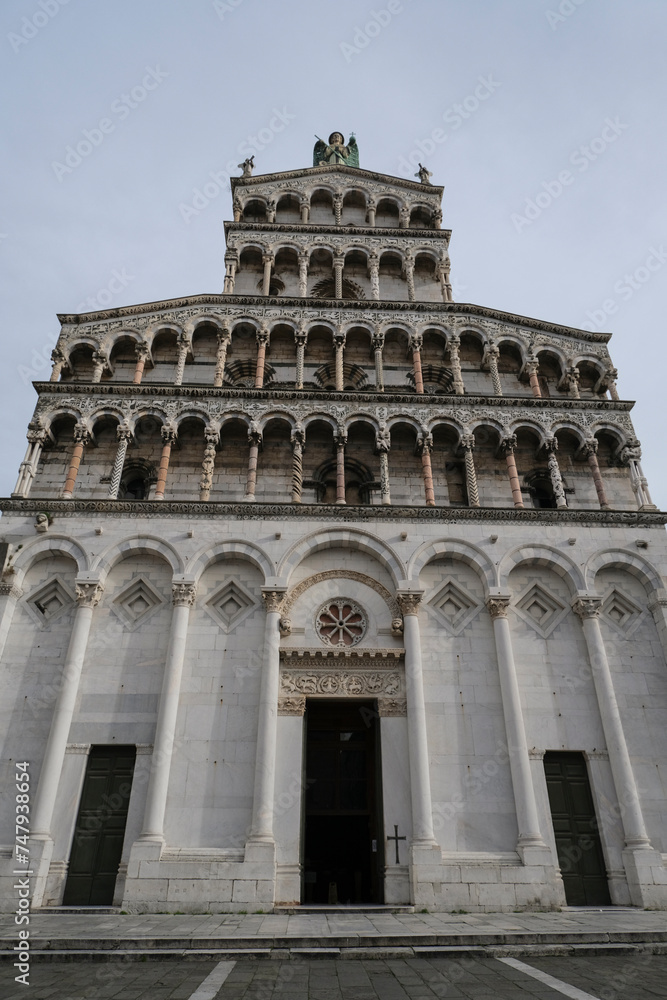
top-left (280, 667), bottom-right (403, 699)
top-left (1, 498), bottom-right (664, 524)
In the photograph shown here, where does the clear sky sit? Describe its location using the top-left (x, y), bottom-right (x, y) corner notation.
top-left (1, 0), bottom-right (665, 506)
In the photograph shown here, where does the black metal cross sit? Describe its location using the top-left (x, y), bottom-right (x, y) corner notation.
top-left (387, 824), bottom-right (406, 864)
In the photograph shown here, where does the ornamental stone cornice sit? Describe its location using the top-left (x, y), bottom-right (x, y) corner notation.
top-left (230, 163), bottom-right (445, 197)
top-left (33, 382), bottom-right (635, 416)
top-left (2, 498), bottom-right (665, 524)
top-left (55, 294), bottom-right (613, 343)
top-left (225, 222), bottom-right (452, 240)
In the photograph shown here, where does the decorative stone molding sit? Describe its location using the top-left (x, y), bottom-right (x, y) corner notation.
top-left (528, 749), bottom-right (545, 759)
top-left (280, 648), bottom-right (403, 663)
top-left (75, 582), bottom-right (104, 608)
top-left (281, 668), bottom-right (402, 699)
top-left (2, 498), bottom-right (664, 524)
top-left (261, 588), bottom-right (286, 613)
top-left (172, 582), bottom-right (196, 607)
top-left (571, 596), bottom-right (602, 620)
top-left (486, 597), bottom-right (510, 620)
top-left (396, 591), bottom-right (423, 616)
top-left (135, 744), bottom-right (154, 754)
top-left (278, 695), bottom-right (306, 716)
top-left (65, 743), bottom-right (91, 754)
top-left (0, 583), bottom-right (22, 599)
top-left (377, 697), bottom-right (407, 717)
top-left (315, 598), bottom-right (367, 647)
top-left (585, 750), bottom-right (610, 760)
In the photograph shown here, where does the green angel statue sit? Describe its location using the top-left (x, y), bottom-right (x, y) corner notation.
top-left (313, 131), bottom-right (359, 167)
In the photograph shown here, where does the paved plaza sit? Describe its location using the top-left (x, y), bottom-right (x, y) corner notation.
top-left (2, 954), bottom-right (667, 999)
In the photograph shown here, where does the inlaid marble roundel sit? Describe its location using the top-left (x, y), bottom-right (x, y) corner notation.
top-left (316, 598), bottom-right (367, 647)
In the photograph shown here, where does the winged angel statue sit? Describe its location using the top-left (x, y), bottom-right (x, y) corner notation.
top-left (313, 131), bottom-right (359, 167)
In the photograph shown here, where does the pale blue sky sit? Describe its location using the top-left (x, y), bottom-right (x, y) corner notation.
top-left (1, 0), bottom-right (665, 504)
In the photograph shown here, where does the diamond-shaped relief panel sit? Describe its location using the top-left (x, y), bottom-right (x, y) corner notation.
top-left (601, 588), bottom-right (644, 637)
top-left (204, 579), bottom-right (257, 632)
top-left (514, 583), bottom-right (568, 638)
top-left (427, 580), bottom-right (481, 635)
top-left (112, 577), bottom-right (165, 631)
top-left (26, 577), bottom-right (75, 627)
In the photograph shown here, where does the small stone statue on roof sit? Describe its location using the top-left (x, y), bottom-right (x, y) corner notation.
top-left (238, 155), bottom-right (255, 177)
top-left (415, 162), bottom-right (433, 184)
top-left (313, 132), bottom-right (359, 167)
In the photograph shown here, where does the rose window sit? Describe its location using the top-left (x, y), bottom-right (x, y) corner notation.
top-left (316, 599), bottom-right (367, 647)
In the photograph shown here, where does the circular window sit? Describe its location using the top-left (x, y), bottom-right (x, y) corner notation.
top-left (316, 598), bottom-right (367, 647)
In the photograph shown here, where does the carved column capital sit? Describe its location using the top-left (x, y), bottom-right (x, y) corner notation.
top-left (571, 596), bottom-right (602, 620)
top-left (460, 432), bottom-right (475, 452)
top-left (544, 436), bottom-right (558, 453)
top-left (375, 426), bottom-right (391, 453)
top-left (73, 424), bottom-right (91, 446)
top-left (486, 597), bottom-right (510, 620)
top-left (261, 588), bottom-right (287, 614)
top-left (396, 591), bottom-right (423, 616)
top-left (409, 332), bottom-right (423, 352)
top-left (256, 327), bottom-right (270, 348)
top-left (500, 434), bottom-right (517, 454)
top-left (172, 583), bottom-right (196, 607)
top-left (291, 425), bottom-right (305, 448)
top-left (204, 426), bottom-right (220, 446)
top-left (216, 327), bottom-right (231, 346)
top-left (117, 423), bottom-right (134, 443)
top-left (581, 438), bottom-right (598, 458)
top-left (333, 328), bottom-right (346, 348)
top-left (417, 432), bottom-right (433, 455)
top-left (75, 582), bottom-right (104, 609)
top-left (135, 342), bottom-right (151, 362)
top-left (161, 425), bottom-right (177, 446)
top-left (371, 328), bottom-right (385, 351)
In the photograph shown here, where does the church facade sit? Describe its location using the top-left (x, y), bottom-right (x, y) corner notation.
top-left (1, 135), bottom-right (667, 914)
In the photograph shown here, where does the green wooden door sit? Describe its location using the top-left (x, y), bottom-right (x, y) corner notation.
top-left (63, 746), bottom-right (136, 906)
top-left (544, 751), bottom-right (611, 906)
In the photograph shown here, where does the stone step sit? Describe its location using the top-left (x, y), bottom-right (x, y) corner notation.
top-left (274, 904), bottom-right (415, 914)
top-left (35, 907), bottom-right (121, 915)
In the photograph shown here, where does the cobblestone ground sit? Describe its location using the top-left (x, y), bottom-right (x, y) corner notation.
top-left (2, 955), bottom-right (666, 999)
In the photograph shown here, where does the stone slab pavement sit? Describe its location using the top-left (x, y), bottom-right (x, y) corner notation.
top-left (3, 954), bottom-right (667, 999)
top-left (1, 908), bottom-right (667, 960)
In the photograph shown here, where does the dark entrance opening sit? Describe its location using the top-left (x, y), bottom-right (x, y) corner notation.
top-left (544, 751), bottom-right (611, 906)
top-left (63, 745), bottom-right (136, 906)
top-left (302, 700), bottom-right (384, 904)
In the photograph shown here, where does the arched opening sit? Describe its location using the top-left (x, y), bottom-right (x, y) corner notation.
top-left (342, 190), bottom-right (367, 225)
top-left (308, 247), bottom-right (334, 298)
top-left (256, 417), bottom-right (292, 501)
top-left (413, 253), bottom-right (439, 302)
top-left (229, 321), bottom-right (259, 366)
top-left (310, 189), bottom-right (335, 224)
top-left (191, 323), bottom-right (219, 383)
top-left (577, 360), bottom-right (603, 395)
top-left (471, 423), bottom-right (504, 507)
top-left (305, 325), bottom-right (334, 369)
top-left (382, 327), bottom-right (410, 390)
top-left (388, 421), bottom-right (423, 504)
top-left (459, 332), bottom-right (485, 392)
top-left (108, 337), bottom-right (139, 382)
top-left (514, 427), bottom-right (546, 508)
top-left (342, 249), bottom-right (369, 299)
top-left (275, 193), bottom-right (301, 224)
top-left (218, 417), bottom-right (251, 502)
top-left (149, 329), bottom-right (180, 382)
top-left (497, 342), bottom-right (524, 394)
top-left (431, 423), bottom-right (466, 506)
top-left (303, 419), bottom-right (336, 503)
top-left (269, 323), bottom-right (296, 386)
top-left (379, 252), bottom-right (406, 301)
top-left (31, 414), bottom-right (77, 498)
top-left (344, 326), bottom-right (372, 366)
top-left (89, 414), bottom-right (121, 497)
top-left (118, 461), bottom-right (153, 500)
top-left (409, 206), bottom-right (432, 229)
top-left (243, 199), bottom-right (267, 223)
top-left (273, 247), bottom-right (299, 297)
top-left (536, 351), bottom-right (563, 398)
top-left (234, 247), bottom-right (266, 296)
top-left (376, 198), bottom-right (400, 228)
top-left (62, 345), bottom-right (95, 382)
top-left (343, 421), bottom-right (378, 504)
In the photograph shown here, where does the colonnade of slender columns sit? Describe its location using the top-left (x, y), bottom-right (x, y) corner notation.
top-left (372, 329), bottom-right (385, 391)
top-left (213, 329), bottom-right (230, 388)
top-left (61, 427), bottom-right (90, 499)
top-left (255, 328), bottom-right (269, 388)
top-left (133, 344), bottom-right (150, 384)
top-left (199, 429), bottom-right (219, 501)
top-left (460, 434), bottom-right (480, 508)
top-left (333, 330), bottom-right (345, 391)
top-left (13, 427), bottom-right (47, 497)
top-left (447, 336), bottom-right (465, 395)
top-left (525, 358), bottom-right (542, 398)
top-left (419, 434), bottom-right (436, 506)
top-left (410, 333), bottom-right (424, 394)
top-left (485, 344), bottom-right (502, 396)
top-left (290, 428), bottom-right (304, 502)
top-left (154, 427), bottom-right (176, 501)
top-left (244, 428), bottom-right (261, 501)
top-left (335, 436), bottom-right (346, 504)
top-left (108, 426), bottom-right (133, 499)
top-left (545, 438), bottom-right (568, 509)
top-left (174, 338), bottom-right (188, 387)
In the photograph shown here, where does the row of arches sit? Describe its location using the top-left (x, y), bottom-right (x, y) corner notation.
top-left (23, 408), bottom-right (638, 511)
top-left (234, 186), bottom-right (442, 230)
top-left (227, 243), bottom-right (448, 303)
top-left (55, 320), bottom-right (617, 400)
top-left (7, 527), bottom-right (666, 601)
